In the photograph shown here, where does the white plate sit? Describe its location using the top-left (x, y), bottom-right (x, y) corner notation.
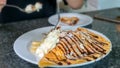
top-left (13, 26), bottom-right (112, 67)
top-left (48, 13), bottom-right (93, 26)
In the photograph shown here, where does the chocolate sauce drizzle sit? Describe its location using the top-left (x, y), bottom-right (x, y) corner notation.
top-left (44, 28), bottom-right (109, 65)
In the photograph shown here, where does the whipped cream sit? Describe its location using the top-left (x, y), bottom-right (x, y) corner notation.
top-left (25, 2), bottom-right (42, 13)
top-left (35, 2), bottom-right (42, 12)
top-left (25, 4), bottom-right (35, 13)
top-left (35, 29), bottom-right (60, 60)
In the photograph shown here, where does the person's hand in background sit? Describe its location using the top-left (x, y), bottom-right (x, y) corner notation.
top-left (0, 0), bottom-right (6, 12)
top-left (66, 0), bottom-right (83, 9)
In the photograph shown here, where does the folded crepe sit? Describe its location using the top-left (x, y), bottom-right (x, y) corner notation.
top-left (31, 27), bottom-right (111, 67)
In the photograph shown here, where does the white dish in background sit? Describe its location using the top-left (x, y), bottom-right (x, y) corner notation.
top-left (48, 13), bottom-right (93, 26)
top-left (13, 26), bottom-right (112, 67)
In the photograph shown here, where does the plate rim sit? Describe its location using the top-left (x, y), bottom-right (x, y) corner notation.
top-left (48, 13), bottom-right (93, 26)
top-left (13, 26), bottom-right (112, 67)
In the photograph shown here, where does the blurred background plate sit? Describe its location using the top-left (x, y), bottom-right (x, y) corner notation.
top-left (48, 13), bottom-right (93, 26)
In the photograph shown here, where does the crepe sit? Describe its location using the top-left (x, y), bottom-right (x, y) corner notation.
top-left (31, 27), bottom-right (111, 67)
top-left (60, 17), bottom-right (79, 25)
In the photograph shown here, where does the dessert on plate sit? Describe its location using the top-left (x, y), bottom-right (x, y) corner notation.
top-left (30, 27), bottom-right (111, 67)
top-left (60, 17), bottom-right (79, 25)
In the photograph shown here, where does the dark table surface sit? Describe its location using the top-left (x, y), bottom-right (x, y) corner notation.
top-left (0, 8), bottom-right (120, 68)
